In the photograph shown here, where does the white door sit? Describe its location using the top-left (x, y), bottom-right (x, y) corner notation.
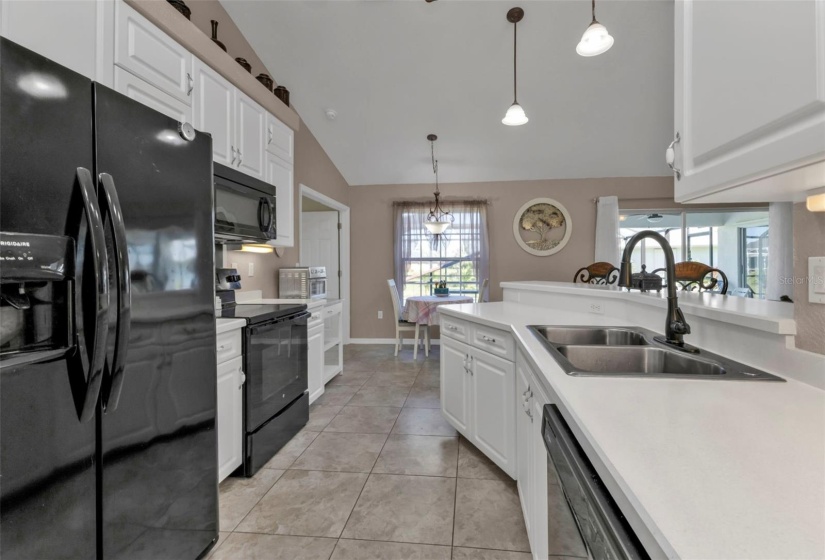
top-left (265, 112), bottom-right (294, 164)
top-left (266, 153), bottom-right (295, 247)
top-left (216, 356), bottom-right (243, 482)
top-left (470, 349), bottom-right (516, 477)
top-left (674, 0), bottom-right (825, 202)
top-left (115, 2), bottom-right (193, 104)
top-left (235, 90), bottom-right (266, 179)
top-left (515, 355), bottom-right (533, 538)
top-left (301, 211), bottom-right (339, 299)
top-left (440, 337), bottom-right (470, 435)
top-left (192, 59), bottom-right (234, 168)
top-left (0, 0), bottom-right (101, 80)
top-left (307, 318), bottom-right (324, 404)
top-left (114, 67), bottom-right (192, 124)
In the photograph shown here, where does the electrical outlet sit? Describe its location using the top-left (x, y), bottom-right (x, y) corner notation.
top-left (248, 262), bottom-right (255, 277)
top-left (588, 302), bottom-right (604, 314)
top-left (378, 310), bottom-right (383, 319)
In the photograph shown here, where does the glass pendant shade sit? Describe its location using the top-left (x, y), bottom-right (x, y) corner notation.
top-left (576, 21), bottom-right (614, 56)
top-left (425, 221), bottom-right (451, 235)
top-left (502, 102), bottom-right (528, 126)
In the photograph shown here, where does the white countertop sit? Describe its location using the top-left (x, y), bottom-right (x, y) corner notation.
top-left (502, 281), bottom-right (797, 335)
top-left (235, 290), bottom-right (326, 310)
top-left (439, 301), bottom-right (825, 559)
top-left (215, 317), bottom-right (246, 335)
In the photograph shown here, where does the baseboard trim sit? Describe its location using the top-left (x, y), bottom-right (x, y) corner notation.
top-left (349, 338), bottom-right (441, 346)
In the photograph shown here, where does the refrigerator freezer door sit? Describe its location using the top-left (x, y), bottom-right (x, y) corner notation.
top-left (0, 38), bottom-right (98, 560)
top-left (93, 84), bottom-right (218, 560)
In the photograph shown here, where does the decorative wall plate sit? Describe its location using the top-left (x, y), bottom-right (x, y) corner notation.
top-left (513, 198), bottom-right (572, 256)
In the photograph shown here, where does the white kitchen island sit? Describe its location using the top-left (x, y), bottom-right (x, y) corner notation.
top-left (438, 282), bottom-right (825, 560)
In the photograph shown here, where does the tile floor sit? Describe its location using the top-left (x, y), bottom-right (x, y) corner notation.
top-left (209, 344), bottom-right (532, 560)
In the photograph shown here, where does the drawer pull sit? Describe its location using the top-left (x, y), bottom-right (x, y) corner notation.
top-left (218, 345), bottom-right (226, 351)
top-left (446, 325), bottom-right (458, 331)
top-left (481, 335), bottom-right (497, 343)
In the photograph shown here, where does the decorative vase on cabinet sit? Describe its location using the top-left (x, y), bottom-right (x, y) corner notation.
top-left (210, 20), bottom-right (227, 52)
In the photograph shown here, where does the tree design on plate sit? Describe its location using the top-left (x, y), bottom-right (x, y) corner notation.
top-left (519, 203), bottom-right (566, 250)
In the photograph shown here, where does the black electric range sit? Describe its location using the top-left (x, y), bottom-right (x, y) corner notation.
top-left (217, 303), bottom-right (307, 325)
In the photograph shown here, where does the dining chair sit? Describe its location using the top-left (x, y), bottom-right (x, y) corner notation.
top-left (573, 262), bottom-right (620, 285)
top-left (650, 261), bottom-right (729, 294)
top-left (387, 279), bottom-right (427, 358)
top-left (477, 278), bottom-right (489, 303)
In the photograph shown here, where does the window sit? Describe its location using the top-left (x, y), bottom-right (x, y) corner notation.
top-left (394, 201), bottom-right (489, 302)
top-left (619, 209), bottom-right (769, 298)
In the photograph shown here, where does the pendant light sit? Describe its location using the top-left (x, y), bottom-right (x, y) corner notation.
top-left (576, 0), bottom-right (614, 57)
top-left (424, 134), bottom-right (453, 247)
top-left (502, 7), bottom-right (528, 126)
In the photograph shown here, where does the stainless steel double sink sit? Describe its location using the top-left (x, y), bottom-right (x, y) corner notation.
top-left (529, 326), bottom-right (785, 381)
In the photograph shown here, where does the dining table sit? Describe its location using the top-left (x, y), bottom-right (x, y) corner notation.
top-left (402, 294), bottom-right (475, 325)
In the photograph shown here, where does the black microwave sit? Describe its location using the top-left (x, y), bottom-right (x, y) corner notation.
top-left (214, 163), bottom-right (276, 244)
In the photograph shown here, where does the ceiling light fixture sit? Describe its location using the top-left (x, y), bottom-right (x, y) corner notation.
top-left (576, 0), bottom-right (614, 57)
top-left (424, 134), bottom-right (453, 247)
top-left (502, 7), bottom-right (528, 126)
top-left (646, 213), bottom-right (664, 224)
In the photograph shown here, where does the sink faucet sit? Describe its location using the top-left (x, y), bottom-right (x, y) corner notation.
top-left (618, 230), bottom-right (697, 353)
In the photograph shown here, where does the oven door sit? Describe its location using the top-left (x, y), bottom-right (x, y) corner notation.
top-left (244, 311), bottom-right (309, 432)
top-left (542, 405), bottom-right (648, 560)
top-left (214, 166), bottom-right (276, 243)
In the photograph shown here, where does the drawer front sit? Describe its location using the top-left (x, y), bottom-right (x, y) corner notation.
top-left (441, 316), bottom-right (469, 342)
top-left (216, 329), bottom-right (242, 363)
top-left (308, 310), bottom-right (324, 329)
top-left (472, 324), bottom-right (514, 361)
top-left (324, 302), bottom-right (342, 317)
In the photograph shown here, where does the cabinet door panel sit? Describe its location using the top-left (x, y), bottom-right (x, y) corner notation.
top-left (471, 350), bottom-right (515, 477)
top-left (265, 153), bottom-right (295, 247)
top-left (193, 59), bottom-right (234, 168)
top-left (115, 2), bottom-right (192, 104)
top-left (675, 0), bottom-right (825, 201)
top-left (235, 90), bottom-right (266, 179)
top-left (266, 112), bottom-right (294, 163)
top-left (440, 338), bottom-right (470, 434)
top-left (515, 356), bottom-right (532, 538)
top-left (217, 356), bottom-right (243, 482)
top-left (0, 0), bottom-right (100, 80)
top-left (307, 321), bottom-right (324, 404)
top-left (114, 67), bottom-right (192, 124)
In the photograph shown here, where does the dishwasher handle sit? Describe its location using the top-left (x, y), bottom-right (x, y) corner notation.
top-left (543, 405), bottom-right (648, 560)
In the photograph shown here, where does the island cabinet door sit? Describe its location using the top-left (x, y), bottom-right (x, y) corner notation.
top-left (217, 356), bottom-right (243, 482)
top-left (440, 337), bottom-right (471, 435)
top-left (470, 349), bottom-right (516, 477)
top-left (515, 356), bottom-right (533, 538)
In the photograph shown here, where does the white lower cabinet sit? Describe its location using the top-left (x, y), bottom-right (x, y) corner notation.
top-left (307, 311), bottom-right (325, 404)
top-left (216, 355), bottom-right (243, 482)
top-left (441, 333), bottom-right (515, 477)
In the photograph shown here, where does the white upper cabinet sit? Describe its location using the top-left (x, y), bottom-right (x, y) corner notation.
top-left (114, 67), bottom-right (192, 124)
top-left (266, 153), bottom-right (295, 247)
top-left (0, 0), bottom-right (112, 84)
top-left (192, 59), bottom-right (234, 168)
top-left (115, 1), bottom-right (193, 105)
top-left (235, 90), bottom-right (266, 180)
top-left (266, 112), bottom-right (294, 164)
top-left (673, 0), bottom-right (825, 202)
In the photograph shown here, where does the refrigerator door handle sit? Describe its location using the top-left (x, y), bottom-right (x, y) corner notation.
top-left (98, 173), bottom-right (132, 412)
top-left (72, 167), bottom-right (110, 422)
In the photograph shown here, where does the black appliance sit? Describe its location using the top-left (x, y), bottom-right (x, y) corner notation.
top-left (0, 39), bottom-right (218, 559)
top-left (214, 162), bottom-right (276, 244)
top-left (542, 405), bottom-right (648, 559)
top-left (216, 268), bottom-right (309, 477)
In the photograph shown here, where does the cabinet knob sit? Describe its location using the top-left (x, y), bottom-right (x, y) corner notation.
top-left (666, 132), bottom-right (682, 180)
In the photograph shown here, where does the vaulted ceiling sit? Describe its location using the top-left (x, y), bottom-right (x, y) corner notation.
top-left (223, 0), bottom-right (674, 186)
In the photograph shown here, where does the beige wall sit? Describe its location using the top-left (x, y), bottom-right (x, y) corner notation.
top-left (349, 177), bottom-right (680, 339)
top-left (792, 203), bottom-right (825, 355)
top-left (190, 0), bottom-right (349, 297)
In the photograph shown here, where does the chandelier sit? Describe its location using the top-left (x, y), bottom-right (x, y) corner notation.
top-left (424, 134), bottom-right (453, 247)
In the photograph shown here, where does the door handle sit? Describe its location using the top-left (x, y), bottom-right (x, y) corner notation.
top-left (69, 168), bottom-right (110, 422)
top-left (237, 148), bottom-right (243, 166)
top-left (186, 72), bottom-right (193, 96)
top-left (98, 173), bottom-right (131, 412)
top-left (258, 197), bottom-right (273, 233)
top-left (666, 132), bottom-right (681, 180)
top-left (268, 125), bottom-right (273, 145)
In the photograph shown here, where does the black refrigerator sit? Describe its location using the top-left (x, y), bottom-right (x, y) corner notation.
top-left (0, 39), bottom-right (218, 559)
